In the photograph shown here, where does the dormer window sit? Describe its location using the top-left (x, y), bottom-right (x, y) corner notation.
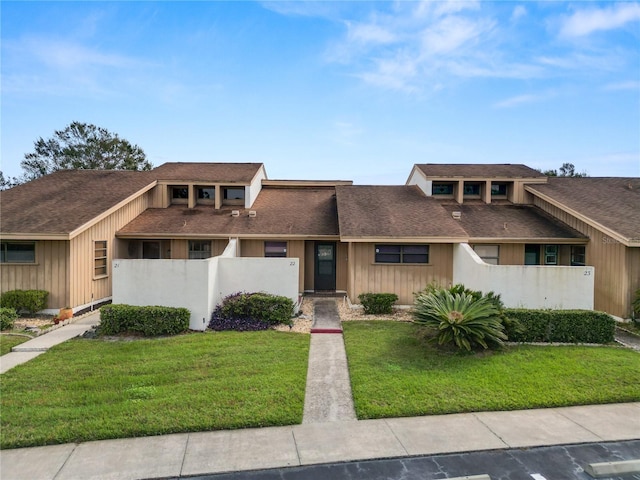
top-left (197, 187), bottom-right (215, 205)
top-left (171, 186), bottom-right (189, 204)
top-left (463, 182), bottom-right (481, 197)
top-left (491, 183), bottom-right (508, 197)
top-left (223, 187), bottom-right (245, 205)
top-left (432, 183), bottom-right (454, 195)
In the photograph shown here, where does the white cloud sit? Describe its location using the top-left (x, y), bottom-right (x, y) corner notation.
top-left (347, 22), bottom-right (396, 45)
top-left (511, 5), bottom-right (527, 22)
top-left (493, 93), bottom-right (549, 109)
top-left (559, 3), bottom-right (640, 38)
top-left (604, 80), bottom-right (640, 91)
top-left (421, 16), bottom-right (495, 55)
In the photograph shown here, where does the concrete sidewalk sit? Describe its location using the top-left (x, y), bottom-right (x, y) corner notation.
top-left (0, 312), bottom-right (100, 374)
top-left (302, 299), bottom-right (357, 423)
top-left (1, 403), bottom-right (638, 480)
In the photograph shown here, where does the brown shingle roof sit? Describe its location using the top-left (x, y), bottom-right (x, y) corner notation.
top-left (152, 162), bottom-right (263, 183)
top-left (527, 177), bottom-right (640, 242)
top-left (335, 185), bottom-right (468, 239)
top-left (439, 204), bottom-right (587, 240)
top-left (0, 170), bottom-right (154, 236)
top-left (416, 164), bottom-right (545, 178)
top-left (117, 187), bottom-right (338, 237)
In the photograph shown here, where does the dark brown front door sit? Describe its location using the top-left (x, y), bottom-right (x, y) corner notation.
top-left (314, 242), bottom-right (336, 291)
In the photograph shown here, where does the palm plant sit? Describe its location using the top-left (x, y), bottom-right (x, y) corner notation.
top-left (413, 290), bottom-right (507, 351)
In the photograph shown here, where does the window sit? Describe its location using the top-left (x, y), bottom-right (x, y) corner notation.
top-left (432, 183), bottom-right (454, 195)
top-left (265, 241), bottom-right (287, 258)
top-left (94, 241), bottom-right (107, 277)
top-left (1, 242), bottom-right (36, 263)
top-left (171, 186), bottom-right (189, 204)
top-left (491, 183), bottom-right (508, 196)
top-left (473, 245), bottom-right (499, 265)
top-left (223, 187), bottom-right (245, 200)
top-left (189, 240), bottom-right (211, 259)
top-left (525, 244), bottom-right (540, 265)
top-left (197, 187), bottom-right (215, 201)
top-left (375, 245), bottom-right (429, 264)
top-left (544, 245), bottom-right (558, 265)
top-left (463, 183), bottom-right (481, 196)
top-left (571, 246), bottom-right (586, 266)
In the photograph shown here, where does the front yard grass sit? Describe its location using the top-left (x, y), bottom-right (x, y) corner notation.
top-left (0, 334), bottom-right (31, 356)
top-left (343, 321), bottom-right (640, 419)
top-left (0, 331), bottom-right (309, 449)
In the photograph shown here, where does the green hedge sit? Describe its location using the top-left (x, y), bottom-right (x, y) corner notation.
top-left (0, 307), bottom-right (18, 330)
top-left (100, 305), bottom-right (190, 337)
top-left (505, 309), bottom-right (615, 344)
top-left (216, 292), bottom-right (294, 326)
top-left (358, 293), bottom-right (399, 315)
top-left (0, 290), bottom-right (49, 314)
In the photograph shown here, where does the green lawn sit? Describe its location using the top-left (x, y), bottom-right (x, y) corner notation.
top-left (343, 321), bottom-right (640, 419)
top-left (0, 331), bottom-right (309, 449)
top-left (0, 334), bottom-right (31, 356)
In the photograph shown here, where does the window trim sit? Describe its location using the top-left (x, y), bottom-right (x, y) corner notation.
top-left (0, 241), bottom-right (36, 264)
top-left (94, 240), bottom-right (108, 278)
top-left (374, 244), bottom-right (429, 264)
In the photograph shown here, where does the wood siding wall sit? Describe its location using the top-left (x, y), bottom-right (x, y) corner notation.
top-left (0, 241), bottom-right (70, 309)
top-left (347, 243), bottom-right (453, 304)
top-left (239, 239), bottom-right (346, 292)
top-left (68, 192), bottom-right (150, 308)
top-left (533, 196), bottom-right (636, 316)
top-left (240, 239), bottom-right (306, 292)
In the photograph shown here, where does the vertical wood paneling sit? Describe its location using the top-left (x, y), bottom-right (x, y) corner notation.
top-left (533, 196), bottom-right (634, 316)
top-left (304, 241), bottom-right (315, 290)
top-left (348, 243), bottom-right (453, 304)
top-left (240, 240), bottom-right (264, 257)
top-left (287, 241), bottom-right (305, 292)
top-left (0, 240), bottom-right (69, 309)
top-left (336, 242), bottom-right (348, 291)
top-left (69, 192), bottom-right (150, 308)
top-left (499, 244), bottom-right (524, 265)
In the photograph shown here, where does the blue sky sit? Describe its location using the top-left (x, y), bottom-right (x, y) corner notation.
top-left (2, 1), bottom-right (639, 184)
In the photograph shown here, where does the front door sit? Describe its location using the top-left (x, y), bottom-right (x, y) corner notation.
top-left (314, 242), bottom-right (336, 291)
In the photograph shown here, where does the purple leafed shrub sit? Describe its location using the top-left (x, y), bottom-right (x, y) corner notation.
top-left (209, 291), bottom-right (294, 332)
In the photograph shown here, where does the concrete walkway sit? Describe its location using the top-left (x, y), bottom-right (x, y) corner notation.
top-left (0, 312), bottom-right (100, 374)
top-left (302, 299), bottom-right (357, 423)
top-left (1, 403), bottom-right (638, 480)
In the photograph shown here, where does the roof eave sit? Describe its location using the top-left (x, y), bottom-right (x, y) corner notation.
top-left (525, 185), bottom-right (633, 246)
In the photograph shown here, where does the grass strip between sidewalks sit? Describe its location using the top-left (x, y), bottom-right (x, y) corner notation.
top-left (0, 335), bottom-right (31, 356)
top-left (343, 321), bottom-right (640, 419)
top-left (0, 331), bottom-right (309, 449)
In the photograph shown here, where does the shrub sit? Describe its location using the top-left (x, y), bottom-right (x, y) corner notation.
top-left (0, 290), bottom-right (49, 314)
top-left (0, 308), bottom-right (18, 330)
top-left (415, 283), bottom-right (522, 339)
top-left (100, 304), bottom-right (190, 336)
top-left (209, 292), bottom-right (295, 331)
top-left (358, 293), bottom-right (399, 315)
top-left (413, 289), bottom-right (507, 351)
top-left (505, 309), bottom-right (615, 344)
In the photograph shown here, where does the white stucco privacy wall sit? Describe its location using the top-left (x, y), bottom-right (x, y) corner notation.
top-left (453, 243), bottom-right (594, 310)
top-left (113, 238), bottom-right (299, 330)
top-left (113, 258), bottom-right (215, 331)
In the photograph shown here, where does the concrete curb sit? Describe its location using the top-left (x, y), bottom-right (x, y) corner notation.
top-left (584, 459), bottom-right (640, 478)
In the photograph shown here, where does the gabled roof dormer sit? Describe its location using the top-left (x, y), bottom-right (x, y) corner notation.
top-left (407, 163), bottom-right (547, 204)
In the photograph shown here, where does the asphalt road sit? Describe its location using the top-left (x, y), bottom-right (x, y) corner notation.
top-left (183, 440), bottom-right (640, 480)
